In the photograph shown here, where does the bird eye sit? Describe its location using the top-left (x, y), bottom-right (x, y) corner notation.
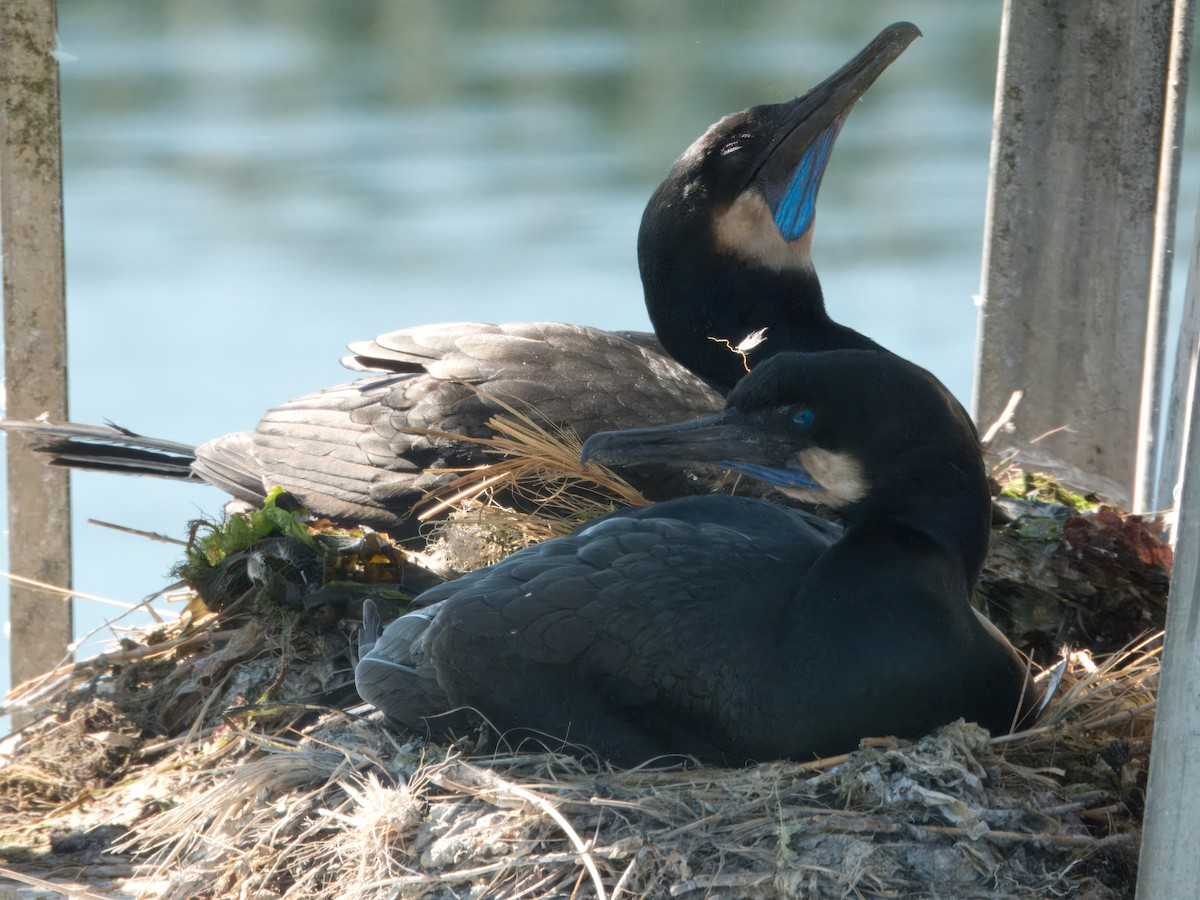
top-left (792, 407), bottom-right (815, 429)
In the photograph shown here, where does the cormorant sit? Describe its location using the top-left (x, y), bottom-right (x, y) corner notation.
top-left (1, 24), bottom-right (919, 535)
top-left (356, 349), bottom-right (1041, 767)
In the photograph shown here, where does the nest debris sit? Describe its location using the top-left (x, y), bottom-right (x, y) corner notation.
top-left (0, 413), bottom-right (1172, 898)
top-left (0, 626), bottom-right (1156, 898)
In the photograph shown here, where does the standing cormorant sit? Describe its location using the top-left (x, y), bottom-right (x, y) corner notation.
top-left (1, 24), bottom-right (919, 535)
top-left (355, 349), bottom-right (1040, 766)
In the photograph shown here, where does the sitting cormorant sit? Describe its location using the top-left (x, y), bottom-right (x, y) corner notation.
top-left (356, 350), bottom-right (1041, 767)
top-left (1, 24), bottom-right (918, 535)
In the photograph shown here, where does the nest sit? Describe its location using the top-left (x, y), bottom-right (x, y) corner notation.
top-left (0, 619), bottom-right (1157, 899)
top-left (0, 415), bottom-right (1172, 899)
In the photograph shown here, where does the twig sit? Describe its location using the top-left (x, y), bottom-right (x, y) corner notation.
top-left (0, 865), bottom-right (120, 900)
top-left (87, 517), bottom-right (189, 545)
top-left (990, 699), bottom-right (1157, 746)
top-left (1030, 423), bottom-right (1075, 444)
top-left (797, 750), bottom-right (850, 772)
top-left (4, 622), bottom-right (229, 715)
top-left (609, 850), bottom-right (642, 900)
top-left (417, 471), bottom-right (508, 522)
top-left (981, 389), bottom-right (1024, 446)
top-left (670, 872), bottom-right (771, 895)
top-left (0, 569), bottom-right (136, 609)
top-left (377, 847), bottom-right (627, 889)
top-left (1079, 803), bottom-right (1129, 823)
top-left (431, 758), bottom-right (610, 900)
top-left (811, 812), bottom-right (1134, 848)
top-left (1074, 700), bottom-right (1157, 732)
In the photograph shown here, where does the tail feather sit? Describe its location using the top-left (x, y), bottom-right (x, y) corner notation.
top-left (1, 419), bottom-right (201, 481)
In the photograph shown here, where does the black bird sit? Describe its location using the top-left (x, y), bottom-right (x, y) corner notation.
top-left (1, 24), bottom-right (918, 536)
top-left (356, 350), bottom-right (1041, 767)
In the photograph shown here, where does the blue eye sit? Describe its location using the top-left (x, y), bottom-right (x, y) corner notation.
top-left (792, 407), bottom-right (815, 429)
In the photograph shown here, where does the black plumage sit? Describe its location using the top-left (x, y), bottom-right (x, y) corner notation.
top-left (356, 349), bottom-right (1041, 767)
top-left (1, 24), bottom-right (919, 536)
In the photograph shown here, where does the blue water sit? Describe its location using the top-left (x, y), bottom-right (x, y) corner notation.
top-left (2, 1), bottom-right (1197, 720)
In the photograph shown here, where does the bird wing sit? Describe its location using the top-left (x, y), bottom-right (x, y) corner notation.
top-left (380, 500), bottom-right (832, 753)
top-left (202, 322), bottom-right (723, 531)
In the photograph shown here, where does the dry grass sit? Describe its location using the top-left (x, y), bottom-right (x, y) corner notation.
top-left (403, 396), bottom-right (652, 569)
top-left (416, 405), bottom-right (649, 521)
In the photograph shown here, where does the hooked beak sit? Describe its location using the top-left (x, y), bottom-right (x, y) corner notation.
top-left (754, 22), bottom-right (921, 241)
top-left (581, 409), bottom-right (820, 491)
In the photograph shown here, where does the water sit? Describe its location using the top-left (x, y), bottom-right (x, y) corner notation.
top-left (1, 2), bottom-right (1196, 719)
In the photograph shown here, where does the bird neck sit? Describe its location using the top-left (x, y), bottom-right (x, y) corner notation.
top-left (645, 263), bottom-right (880, 394)
top-left (848, 451), bottom-right (992, 590)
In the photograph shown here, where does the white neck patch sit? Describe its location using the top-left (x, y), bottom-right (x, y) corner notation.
top-left (712, 191), bottom-right (815, 272)
top-left (787, 447), bottom-right (868, 508)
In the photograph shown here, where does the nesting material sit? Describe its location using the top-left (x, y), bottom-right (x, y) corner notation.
top-left (0, 415), bottom-right (1171, 898)
top-left (0, 617), bottom-right (1156, 898)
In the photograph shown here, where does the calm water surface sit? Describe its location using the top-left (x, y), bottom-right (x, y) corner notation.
top-left (2, 1), bottom-right (1197, 713)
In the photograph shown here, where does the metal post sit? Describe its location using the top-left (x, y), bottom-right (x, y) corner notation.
top-left (1134, 0), bottom-right (1194, 514)
top-left (1, 0), bottom-right (73, 717)
top-left (1136, 346), bottom-right (1200, 895)
top-left (1159, 204), bottom-right (1200, 526)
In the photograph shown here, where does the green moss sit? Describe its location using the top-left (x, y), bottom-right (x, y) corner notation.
top-left (1012, 516), bottom-right (1065, 541)
top-left (999, 472), bottom-right (1099, 512)
top-left (175, 487), bottom-right (314, 578)
top-left (171, 490), bottom-right (424, 615)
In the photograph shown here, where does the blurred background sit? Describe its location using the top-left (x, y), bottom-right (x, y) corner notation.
top-left (2, 0), bottom-right (1198, 725)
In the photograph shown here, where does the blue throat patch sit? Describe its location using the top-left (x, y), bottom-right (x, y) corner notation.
top-left (772, 126), bottom-right (838, 241)
top-left (716, 460), bottom-right (820, 490)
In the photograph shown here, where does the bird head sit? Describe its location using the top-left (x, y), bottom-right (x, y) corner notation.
top-left (582, 348), bottom-right (988, 570)
top-left (638, 23), bottom-right (920, 391)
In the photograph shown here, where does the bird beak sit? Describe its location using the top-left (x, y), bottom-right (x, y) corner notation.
top-left (753, 22), bottom-right (921, 241)
top-left (581, 410), bottom-right (820, 491)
